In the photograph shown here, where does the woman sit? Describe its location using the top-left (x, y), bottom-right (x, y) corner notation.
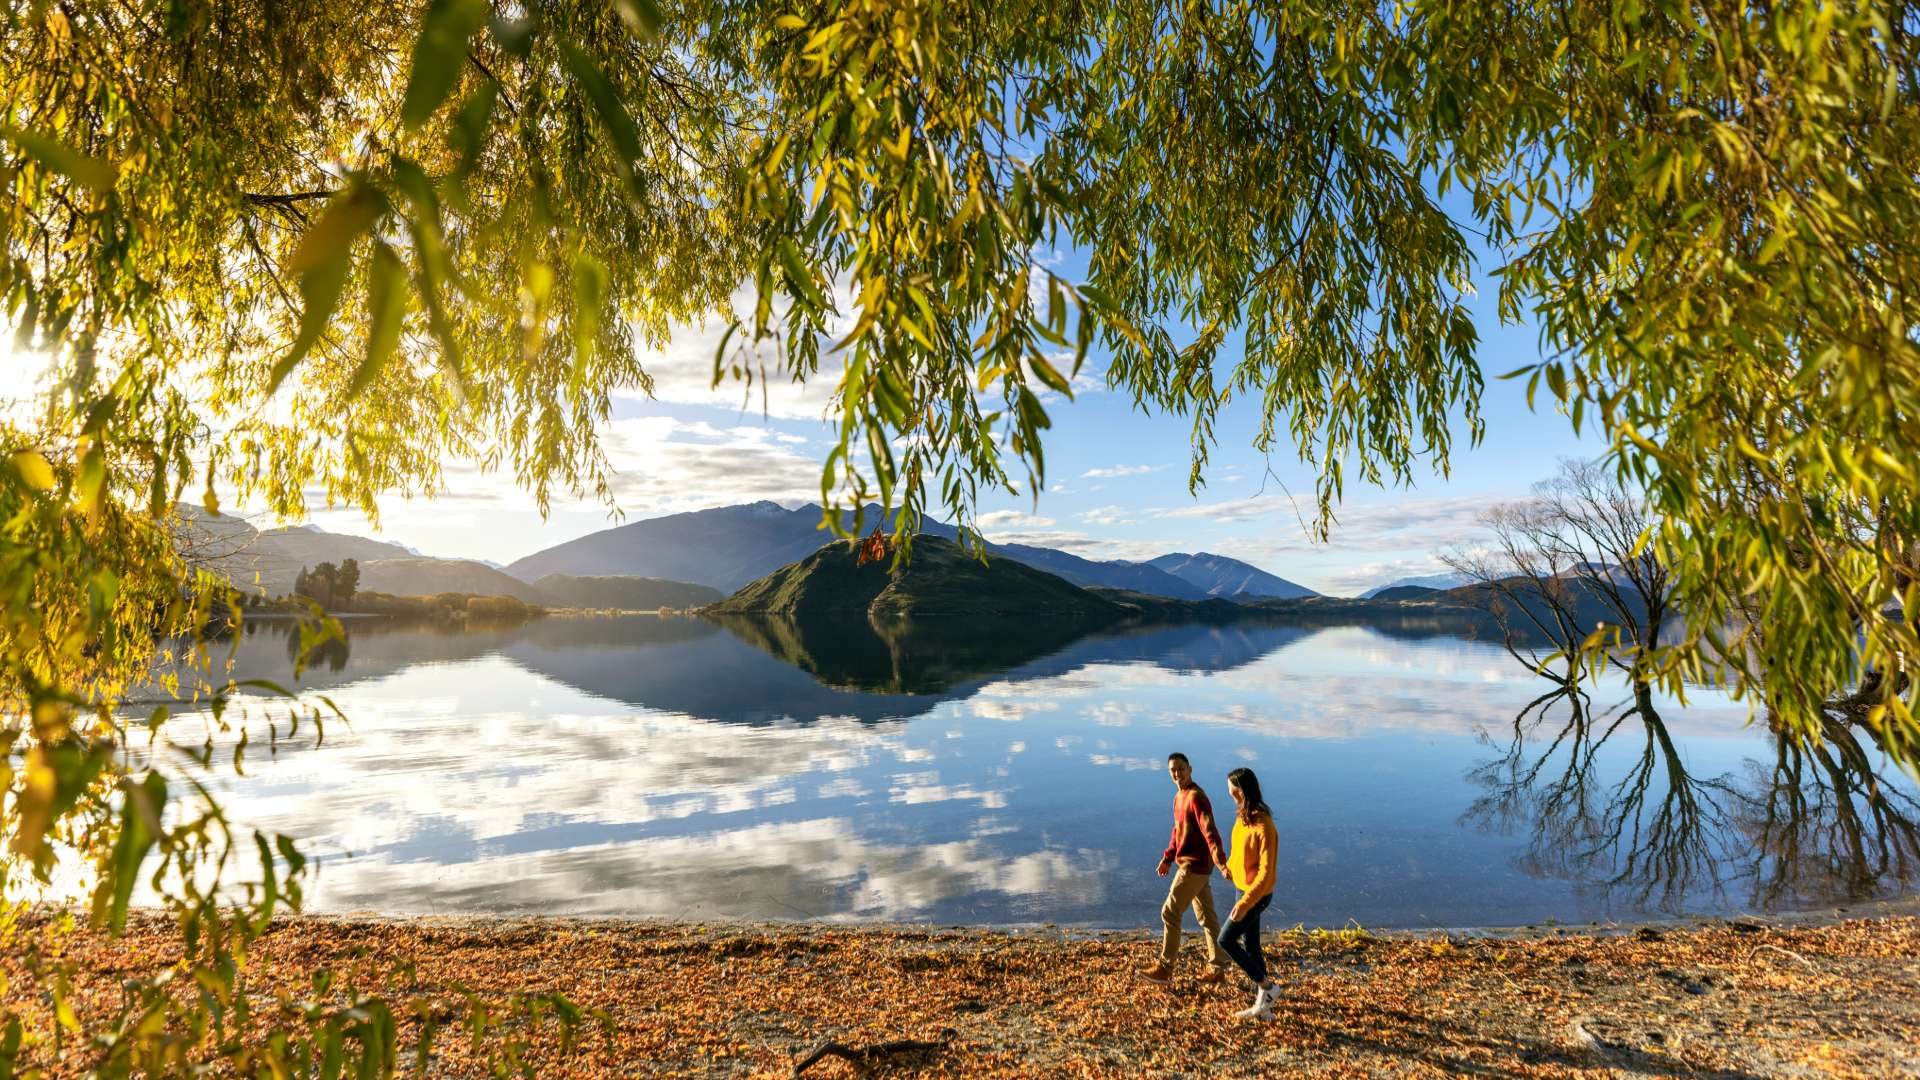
top-left (1210, 766), bottom-right (1279, 1020)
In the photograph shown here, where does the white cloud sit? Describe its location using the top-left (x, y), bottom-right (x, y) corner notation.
top-left (1158, 493), bottom-right (1309, 524)
top-left (1035, 362), bottom-right (1108, 405)
top-left (977, 509), bottom-right (1055, 531)
top-left (295, 815), bottom-right (1106, 920)
top-left (987, 529), bottom-right (1169, 562)
top-left (619, 288), bottom-right (847, 422)
top-left (1078, 505), bottom-right (1135, 527)
top-left (1083, 701), bottom-right (1146, 727)
top-left (969, 700), bottom-right (1058, 722)
top-left (1162, 494), bottom-right (1498, 557)
top-left (1309, 557), bottom-right (1461, 598)
top-left (1081, 463), bottom-right (1162, 479)
top-left (594, 416), bottom-right (822, 513)
top-left (288, 410), bottom-right (827, 562)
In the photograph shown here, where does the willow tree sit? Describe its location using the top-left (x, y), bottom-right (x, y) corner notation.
top-left (3, 0), bottom-right (1917, 1072)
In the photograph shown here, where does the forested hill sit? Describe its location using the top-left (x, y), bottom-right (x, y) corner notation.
top-left (705, 534), bottom-right (1126, 623)
top-left (355, 559), bottom-right (546, 603)
top-left (530, 575), bottom-right (723, 610)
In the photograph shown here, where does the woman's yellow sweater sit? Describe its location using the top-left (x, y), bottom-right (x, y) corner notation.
top-left (1224, 811), bottom-right (1278, 918)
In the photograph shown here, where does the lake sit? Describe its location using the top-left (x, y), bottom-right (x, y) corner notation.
top-left (181, 613), bottom-right (1920, 929)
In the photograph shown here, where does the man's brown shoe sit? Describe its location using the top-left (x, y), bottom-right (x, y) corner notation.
top-left (1139, 963), bottom-right (1173, 985)
top-left (1195, 968), bottom-right (1229, 984)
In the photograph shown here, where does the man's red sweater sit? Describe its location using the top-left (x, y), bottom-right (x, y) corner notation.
top-left (1162, 785), bottom-right (1225, 871)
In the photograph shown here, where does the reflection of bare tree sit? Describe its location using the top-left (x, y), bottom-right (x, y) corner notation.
top-left (1739, 718), bottom-right (1920, 909)
top-left (1469, 691), bottom-right (1920, 913)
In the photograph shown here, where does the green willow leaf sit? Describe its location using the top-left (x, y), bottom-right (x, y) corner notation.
top-left (269, 186), bottom-right (386, 396)
top-left (348, 242), bottom-right (408, 400)
top-left (0, 124), bottom-right (113, 191)
top-left (401, 0), bottom-right (490, 130)
top-left (99, 772), bottom-right (167, 933)
top-left (559, 43), bottom-right (645, 188)
top-left (571, 250), bottom-right (609, 391)
top-left (11, 742), bottom-right (112, 863)
top-left (1029, 353), bottom-right (1072, 395)
top-left (613, 0), bottom-right (663, 36)
top-left (1, 16), bottom-right (1918, 1077)
top-left (775, 238), bottom-right (825, 309)
top-left (253, 830), bottom-right (280, 927)
top-left (710, 320), bottom-right (739, 384)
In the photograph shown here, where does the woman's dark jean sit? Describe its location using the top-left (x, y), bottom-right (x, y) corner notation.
top-left (1216, 893), bottom-right (1273, 984)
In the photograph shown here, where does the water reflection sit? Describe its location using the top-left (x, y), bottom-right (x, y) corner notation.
top-left (1740, 719), bottom-right (1920, 907)
top-left (170, 615), bottom-right (1920, 926)
top-left (289, 626), bottom-right (353, 672)
top-left (707, 614), bottom-right (1091, 694)
top-left (1467, 691), bottom-right (1920, 912)
top-left (236, 614), bottom-right (1355, 720)
top-left (305, 817), bottom-right (1115, 920)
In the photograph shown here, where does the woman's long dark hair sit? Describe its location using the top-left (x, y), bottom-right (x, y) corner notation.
top-left (1226, 767), bottom-right (1271, 823)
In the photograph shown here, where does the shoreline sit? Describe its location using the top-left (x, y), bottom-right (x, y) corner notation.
top-left (117, 888), bottom-right (1920, 940)
top-left (8, 906), bottom-right (1916, 1077)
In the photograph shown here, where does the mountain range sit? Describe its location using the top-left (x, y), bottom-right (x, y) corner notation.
top-left (1144, 552), bottom-right (1317, 600)
top-left (501, 501), bottom-right (1319, 600)
top-left (176, 508), bottom-right (418, 596)
top-left (1359, 572), bottom-right (1471, 598)
top-left (182, 500), bottom-right (1353, 604)
top-left (176, 509), bottom-right (722, 610)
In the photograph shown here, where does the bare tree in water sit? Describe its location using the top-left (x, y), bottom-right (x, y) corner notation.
top-left (1444, 459), bottom-right (1671, 703)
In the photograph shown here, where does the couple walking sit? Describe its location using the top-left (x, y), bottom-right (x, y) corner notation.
top-left (1142, 752), bottom-right (1280, 1020)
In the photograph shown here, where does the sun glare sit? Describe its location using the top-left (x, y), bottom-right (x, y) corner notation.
top-left (0, 338), bottom-right (57, 423)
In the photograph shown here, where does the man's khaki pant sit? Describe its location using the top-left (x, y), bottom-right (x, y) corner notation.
top-left (1159, 865), bottom-right (1226, 969)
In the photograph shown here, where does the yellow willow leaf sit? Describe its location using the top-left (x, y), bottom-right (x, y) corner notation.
top-left (9, 449), bottom-right (55, 490)
top-left (1868, 448), bottom-right (1911, 480)
top-left (10, 752), bottom-right (58, 858)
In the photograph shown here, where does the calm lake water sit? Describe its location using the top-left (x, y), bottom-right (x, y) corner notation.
top-left (184, 613), bottom-right (1919, 929)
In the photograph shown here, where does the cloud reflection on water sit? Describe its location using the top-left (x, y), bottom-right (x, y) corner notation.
top-left (308, 816), bottom-right (1112, 921)
top-left (152, 613), bottom-right (1905, 926)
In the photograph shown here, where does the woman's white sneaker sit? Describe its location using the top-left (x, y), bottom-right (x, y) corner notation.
top-left (1233, 985), bottom-right (1273, 1020)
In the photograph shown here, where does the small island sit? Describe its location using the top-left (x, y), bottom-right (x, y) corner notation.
top-left (704, 533), bottom-right (1128, 624)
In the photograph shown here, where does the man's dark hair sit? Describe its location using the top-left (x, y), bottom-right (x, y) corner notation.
top-left (1167, 752), bottom-right (1190, 767)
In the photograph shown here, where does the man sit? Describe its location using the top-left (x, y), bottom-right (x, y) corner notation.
top-left (1141, 752), bottom-right (1229, 985)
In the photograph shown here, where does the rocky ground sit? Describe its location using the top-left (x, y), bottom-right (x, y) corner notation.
top-left (4, 910), bottom-right (1918, 1077)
